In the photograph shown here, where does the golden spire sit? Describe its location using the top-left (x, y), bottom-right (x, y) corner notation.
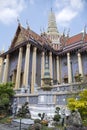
top-left (47, 9), bottom-right (58, 34)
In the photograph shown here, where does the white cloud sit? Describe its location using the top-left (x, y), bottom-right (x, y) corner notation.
top-left (56, 7), bottom-right (78, 26)
top-left (54, 0), bottom-right (85, 27)
top-left (0, 0), bottom-right (26, 24)
top-left (29, 0), bottom-right (35, 5)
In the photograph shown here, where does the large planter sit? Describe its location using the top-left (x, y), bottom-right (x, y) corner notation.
top-left (42, 86), bottom-right (52, 91)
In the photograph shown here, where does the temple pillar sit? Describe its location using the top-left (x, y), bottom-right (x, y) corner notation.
top-left (78, 53), bottom-right (83, 77)
top-left (49, 52), bottom-right (53, 81)
top-left (53, 95), bottom-right (56, 104)
top-left (15, 47), bottom-right (23, 89)
top-left (67, 52), bottom-right (72, 83)
top-left (0, 57), bottom-right (4, 83)
top-left (56, 56), bottom-right (60, 83)
top-left (23, 43), bottom-right (30, 87)
top-left (31, 47), bottom-right (37, 93)
top-left (3, 54), bottom-right (9, 83)
top-left (12, 71), bottom-right (16, 83)
top-left (41, 51), bottom-right (45, 86)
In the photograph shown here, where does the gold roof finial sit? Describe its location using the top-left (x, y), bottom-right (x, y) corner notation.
top-left (40, 27), bottom-right (42, 35)
top-left (82, 24), bottom-right (87, 40)
top-left (51, 7), bottom-right (52, 12)
top-left (63, 28), bottom-right (66, 37)
top-left (26, 20), bottom-right (30, 30)
top-left (84, 24), bottom-right (86, 34)
top-left (67, 28), bottom-right (70, 37)
top-left (17, 17), bottom-right (21, 26)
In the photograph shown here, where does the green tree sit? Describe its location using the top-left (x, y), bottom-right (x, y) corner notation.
top-left (67, 89), bottom-right (87, 120)
top-left (0, 82), bottom-right (14, 115)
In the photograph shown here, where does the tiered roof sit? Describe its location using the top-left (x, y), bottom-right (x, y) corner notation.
top-left (47, 9), bottom-right (58, 35)
top-left (1, 10), bottom-right (87, 57)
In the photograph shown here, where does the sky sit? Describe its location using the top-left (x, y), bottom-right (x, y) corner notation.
top-left (0, 0), bottom-right (87, 51)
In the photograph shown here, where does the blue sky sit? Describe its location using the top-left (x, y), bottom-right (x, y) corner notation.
top-left (0, 0), bottom-right (87, 51)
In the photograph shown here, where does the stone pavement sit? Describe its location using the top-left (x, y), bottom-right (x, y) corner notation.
top-left (0, 119), bottom-right (34, 130)
top-left (0, 123), bottom-right (19, 130)
top-left (0, 123), bottom-right (30, 130)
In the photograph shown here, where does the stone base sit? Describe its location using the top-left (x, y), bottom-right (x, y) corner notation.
top-left (29, 104), bottom-right (55, 119)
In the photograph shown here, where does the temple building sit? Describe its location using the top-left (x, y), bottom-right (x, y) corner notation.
top-left (0, 9), bottom-right (87, 118)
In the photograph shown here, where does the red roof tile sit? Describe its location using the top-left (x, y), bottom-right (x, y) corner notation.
top-left (67, 33), bottom-right (83, 45)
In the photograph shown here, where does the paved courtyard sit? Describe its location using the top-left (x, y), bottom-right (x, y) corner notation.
top-left (0, 123), bottom-right (31, 130)
top-left (0, 123), bottom-right (20, 130)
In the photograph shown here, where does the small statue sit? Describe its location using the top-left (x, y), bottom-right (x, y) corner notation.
top-left (66, 109), bottom-right (82, 127)
top-left (72, 109), bottom-right (82, 127)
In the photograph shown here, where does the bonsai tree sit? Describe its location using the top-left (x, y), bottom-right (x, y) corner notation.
top-left (53, 107), bottom-right (61, 122)
top-left (38, 113), bottom-right (45, 120)
top-left (17, 102), bottom-right (31, 118)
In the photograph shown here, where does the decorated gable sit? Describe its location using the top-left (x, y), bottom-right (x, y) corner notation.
top-left (9, 25), bottom-right (27, 49)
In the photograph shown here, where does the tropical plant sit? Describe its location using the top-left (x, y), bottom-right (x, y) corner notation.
top-left (67, 89), bottom-right (87, 120)
top-left (34, 119), bottom-right (41, 124)
top-left (40, 120), bottom-right (48, 126)
top-left (0, 82), bottom-right (14, 116)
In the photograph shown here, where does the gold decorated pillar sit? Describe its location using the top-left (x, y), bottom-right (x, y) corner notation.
top-left (49, 52), bottom-right (53, 81)
top-left (56, 56), bottom-right (60, 83)
top-left (78, 53), bottom-right (83, 77)
top-left (15, 47), bottom-right (23, 89)
top-left (41, 51), bottom-right (45, 86)
top-left (67, 52), bottom-right (72, 83)
top-left (31, 47), bottom-right (37, 93)
top-left (0, 57), bottom-right (4, 83)
top-left (3, 54), bottom-right (9, 83)
top-left (23, 43), bottom-right (30, 87)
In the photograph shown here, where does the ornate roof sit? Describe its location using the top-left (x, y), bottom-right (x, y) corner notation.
top-left (9, 24), bottom-right (52, 50)
top-left (1, 14), bottom-right (87, 57)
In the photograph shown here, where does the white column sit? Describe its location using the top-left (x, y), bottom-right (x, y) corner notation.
top-left (12, 71), bottom-right (16, 83)
top-left (67, 52), bottom-right (72, 83)
top-left (23, 43), bottom-right (30, 87)
top-left (56, 56), bottom-right (60, 83)
top-left (49, 52), bottom-right (53, 80)
top-left (0, 57), bottom-right (4, 83)
top-left (78, 53), bottom-right (83, 77)
top-left (15, 47), bottom-right (23, 89)
top-left (3, 54), bottom-right (9, 83)
top-left (31, 47), bottom-right (37, 93)
top-left (41, 51), bottom-right (45, 86)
